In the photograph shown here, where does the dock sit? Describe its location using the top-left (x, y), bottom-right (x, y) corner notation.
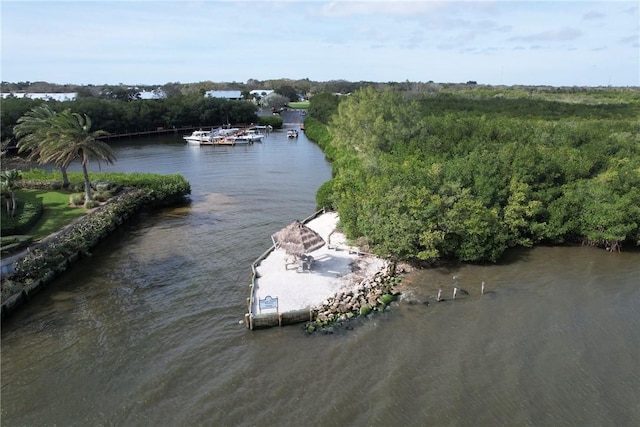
top-left (245, 211), bottom-right (387, 329)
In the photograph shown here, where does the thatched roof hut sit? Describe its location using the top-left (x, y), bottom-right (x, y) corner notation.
top-left (271, 221), bottom-right (325, 256)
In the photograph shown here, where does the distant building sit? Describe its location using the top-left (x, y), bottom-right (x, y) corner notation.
top-left (249, 89), bottom-right (274, 98)
top-left (137, 89), bottom-right (166, 100)
top-left (0, 92), bottom-right (78, 101)
top-left (205, 90), bottom-right (243, 100)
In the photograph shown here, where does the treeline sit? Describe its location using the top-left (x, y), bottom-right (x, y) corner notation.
top-left (3, 79), bottom-right (636, 102)
top-left (310, 88), bottom-right (640, 263)
top-left (0, 94), bottom-right (261, 143)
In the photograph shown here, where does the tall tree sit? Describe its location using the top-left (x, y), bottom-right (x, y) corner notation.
top-left (14, 104), bottom-right (72, 187)
top-left (42, 110), bottom-right (116, 204)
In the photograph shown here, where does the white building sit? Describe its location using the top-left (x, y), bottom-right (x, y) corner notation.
top-left (249, 89), bottom-right (274, 98)
top-left (204, 90), bottom-right (243, 100)
top-left (137, 89), bottom-right (166, 100)
top-left (1, 92), bottom-right (78, 101)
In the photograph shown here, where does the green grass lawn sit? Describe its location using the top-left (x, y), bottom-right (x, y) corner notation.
top-left (17, 190), bottom-right (87, 241)
top-left (288, 101), bottom-right (310, 109)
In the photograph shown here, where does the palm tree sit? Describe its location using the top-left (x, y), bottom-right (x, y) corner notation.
top-left (14, 104), bottom-right (72, 188)
top-left (1, 169), bottom-right (21, 217)
top-left (41, 110), bottom-right (115, 204)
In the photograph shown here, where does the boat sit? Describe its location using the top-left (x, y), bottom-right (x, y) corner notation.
top-left (184, 129), bottom-right (214, 145)
top-left (183, 127), bottom-right (240, 145)
top-left (227, 129), bottom-right (265, 144)
top-left (287, 129), bottom-right (299, 138)
top-left (254, 125), bottom-right (273, 133)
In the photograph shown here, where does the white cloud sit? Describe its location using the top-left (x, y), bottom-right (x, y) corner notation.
top-left (1, 0), bottom-right (638, 86)
top-left (508, 28), bottom-right (583, 43)
top-left (314, 1), bottom-right (451, 18)
top-left (582, 10), bottom-right (606, 20)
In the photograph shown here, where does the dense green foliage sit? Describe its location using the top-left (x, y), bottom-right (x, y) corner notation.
top-left (20, 170), bottom-right (191, 208)
top-left (1, 94), bottom-right (259, 142)
top-left (257, 114), bottom-right (283, 129)
top-left (310, 87), bottom-right (640, 262)
top-left (308, 92), bottom-right (342, 124)
top-left (0, 191), bottom-right (44, 236)
top-left (304, 117), bottom-right (337, 161)
top-left (13, 105), bottom-right (118, 205)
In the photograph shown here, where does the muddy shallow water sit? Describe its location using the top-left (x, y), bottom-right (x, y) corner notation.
top-left (2, 128), bottom-right (639, 426)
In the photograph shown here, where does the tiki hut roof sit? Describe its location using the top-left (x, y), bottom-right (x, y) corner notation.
top-left (271, 220), bottom-right (325, 256)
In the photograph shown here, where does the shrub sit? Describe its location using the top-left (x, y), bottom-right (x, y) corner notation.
top-left (303, 117), bottom-right (337, 160)
top-left (69, 193), bottom-right (84, 206)
top-left (16, 179), bottom-right (56, 190)
top-left (91, 180), bottom-right (115, 192)
top-left (84, 200), bottom-right (100, 209)
top-left (316, 179), bottom-right (335, 210)
top-left (92, 191), bottom-right (112, 202)
top-left (257, 115), bottom-right (283, 129)
top-left (0, 197), bottom-right (43, 235)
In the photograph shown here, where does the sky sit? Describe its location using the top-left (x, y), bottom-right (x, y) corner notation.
top-left (1, 0), bottom-right (638, 87)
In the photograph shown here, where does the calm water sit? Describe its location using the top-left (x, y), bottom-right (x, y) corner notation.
top-left (2, 125), bottom-right (639, 426)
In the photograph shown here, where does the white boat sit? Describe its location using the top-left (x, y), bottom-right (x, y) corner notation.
top-left (254, 125), bottom-right (273, 133)
top-left (227, 129), bottom-right (265, 144)
top-left (218, 127), bottom-right (240, 136)
top-left (184, 129), bottom-right (213, 145)
top-left (183, 128), bottom-right (239, 145)
top-left (287, 129), bottom-right (299, 138)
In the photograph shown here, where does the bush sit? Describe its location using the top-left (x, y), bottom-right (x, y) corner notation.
top-left (92, 191), bottom-right (112, 202)
top-left (21, 170), bottom-right (190, 205)
top-left (0, 197), bottom-right (43, 235)
top-left (84, 200), bottom-right (100, 209)
top-left (257, 115), bottom-right (283, 129)
top-left (91, 179), bottom-right (115, 192)
top-left (303, 117), bottom-right (337, 160)
top-left (16, 179), bottom-right (57, 190)
top-left (69, 193), bottom-right (84, 206)
top-left (316, 179), bottom-right (335, 210)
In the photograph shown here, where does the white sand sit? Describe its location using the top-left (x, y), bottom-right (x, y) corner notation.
top-left (251, 212), bottom-right (387, 314)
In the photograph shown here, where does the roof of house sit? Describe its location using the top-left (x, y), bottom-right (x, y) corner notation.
top-left (1, 92), bottom-right (78, 101)
top-left (137, 90), bottom-right (166, 100)
top-left (205, 90), bottom-right (243, 99)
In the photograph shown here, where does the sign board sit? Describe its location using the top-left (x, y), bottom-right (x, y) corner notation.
top-left (259, 295), bottom-right (278, 312)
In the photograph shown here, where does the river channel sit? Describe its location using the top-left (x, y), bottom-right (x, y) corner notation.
top-left (1, 122), bottom-right (639, 426)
